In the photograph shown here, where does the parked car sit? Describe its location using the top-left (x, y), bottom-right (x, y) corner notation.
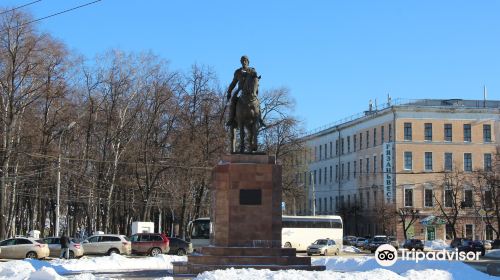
top-left (361, 238), bottom-right (372, 250)
top-left (82, 234), bottom-right (131, 255)
top-left (0, 237), bottom-right (49, 259)
top-left (491, 239), bottom-right (500, 249)
top-left (369, 235), bottom-right (389, 253)
top-left (168, 237), bottom-right (193, 256)
top-left (483, 240), bottom-right (492, 250)
top-left (42, 237), bottom-right (84, 259)
top-left (403, 239), bottom-right (424, 251)
top-left (457, 240), bottom-right (485, 256)
top-left (307, 239), bottom-right (340, 256)
top-left (343, 236), bottom-right (357, 246)
top-left (451, 238), bottom-right (471, 248)
top-left (354, 237), bottom-right (367, 247)
top-left (130, 233), bottom-right (170, 256)
top-left (387, 236), bottom-right (399, 249)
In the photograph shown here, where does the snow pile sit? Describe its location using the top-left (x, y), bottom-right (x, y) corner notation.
top-left (343, 245), bottom-right (361, 253)
top-left (313, 256), bottom-right (492, 280)
top-left (28, 267), bottom-right (63, 280)
top-left (192, 267), bottom-right (452, 280)
top-left (485, 249), bottom-right (500, 259)
top-left (48, 254), bottom-right (186, 272)
top-left (0, 260), bottom-right (35, 279)
top-left (423, 240), bottom-right (450, 251)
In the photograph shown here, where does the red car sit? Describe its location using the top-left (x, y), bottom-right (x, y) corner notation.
top-left (130, 233), bottom-right (170, 256)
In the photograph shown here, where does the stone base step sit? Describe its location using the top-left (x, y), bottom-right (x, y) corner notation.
top-left (172, 261), bottom-right (326, 275)
top-left (200, 246), bottom-right (296, 256)
top-left (189, 255), bottom-right (310, 266)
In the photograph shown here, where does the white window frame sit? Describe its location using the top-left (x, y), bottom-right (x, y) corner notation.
top-left (443, 186), bottom-right (453, 208)
top-left (404, 151), bottom-right (413, 170)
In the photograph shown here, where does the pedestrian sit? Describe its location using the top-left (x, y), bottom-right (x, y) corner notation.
top-left (60, 232), bottom-right (70, 259)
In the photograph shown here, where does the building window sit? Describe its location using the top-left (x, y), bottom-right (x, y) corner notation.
top-left (373, 128), bottom-right (377, 146)
top-left (463, 124), bottom-right (471, 142)
top-left (424, 123), bottom-right (432, 141)
top-left (465, 224), bottom-right (474, 239)
top-left (373, 191), bottom-right (377, 207)
top-left (404, 187), bottom-right (413, 207)
top-left (444, 124), bottom-right (452, 142)
top-left (486, 225), bottom-right (494, 240)
top-left (444, 188), bottom-right (453, 208)
top-left (353, 135), bottom-right (357, 152)
top-left (330, 142), bottom-right (332, 158)
top-left (341, 164), bottom-right (344, 180)
top-left (359, 133), bottom-right (363, 150)
top-left (324, 167), bottom-right (327, 183)
top-left (373, 156), bottom-right (377, 174)
top-left (319, 198), bottom-right (322, 212)
top-left (484, 124), bottom-right (491, 142)
top-left (404, 122), bottom-right (412, 141)
top-left (354, 161), bottom-right (357, 178)
top-left (381, 125), bottom-right (385, 144)
top-left (404, 152), bottom-right (413, 170)
top-left (329, 166), bottom-right (332, 182)
top-left (319, 169), bottom-right (322, 184)
top-left (389, 124), bottom-right (393, 141)
top-left (347, 195), bottom-right (350, 208)
top-left (330, 197), bottom-right (333, 212)
top-left (464, 153), bottom-right (472, 172)
top-left (314, 170), bottom-right (317, 184)
top-left (324, 198), bottom-right (327, 213)
top-left (366, 158), bottom-right (370, 174)
top-left (347, 136), bottom-right (351, 153)
top-left (319, 145), bottom-right (322, 161)
top-left (341, 138), bottom-right (344, 155)
top-left (366, 131), bottom-right (369, 148)
top-left (485, 190), bottom-right (493, 209)
top-left (484, 153), bottom-right (492, 171)
top-left (424, 188), bottom-right (433, 207)
top-left (347, 162), bottom-right (351, 180)
top-left (335, 140), bottom-right (339, 155)
top-left (463, 189), bottom-right (473, 208)
top-left (359, 192), bottom-right (363, 209)
top-left (381, 155), bottom-right (383, 172)
top-left (425, 152), bottom-right (433, 171)
top-left (444, 153), bottom-right (453, 171)
top-left (335, 196), bottom-right (338, 210)
top-left (446, 224), bottom-right (454, 240)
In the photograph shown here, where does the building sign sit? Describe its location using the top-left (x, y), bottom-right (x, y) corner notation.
top-left (383, 142), bottom-right (394, 204)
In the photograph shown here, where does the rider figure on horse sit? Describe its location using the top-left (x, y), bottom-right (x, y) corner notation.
top-left (226, 55), bottom-right (266, 128)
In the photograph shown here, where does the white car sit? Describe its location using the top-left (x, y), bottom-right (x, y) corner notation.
top-left (43, 237), bottom-right (84, 258)
top-left (307, 239), bottom-right (340, 256)
top-left (82, 234), bottom-right (131, 255)
top-left (0, 237), bottom-right (49, 259)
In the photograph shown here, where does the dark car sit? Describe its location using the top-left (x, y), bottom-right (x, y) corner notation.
top-left (369, 235), bottom-right (389, 253)
top-left (387, 236), bottom-right (399, 249)
top-left (457, 240), bottom-right (485, 256)
top-left (130, 233), bottom-right (170, 256)
top-left (451, 238), bottom-right (471, 248)
top-left (168, 237), bottom-right (193, 256)
top-left (403, 239), bottom-right (424, 251)
top-left (492, 239), bottom-right (500, 249)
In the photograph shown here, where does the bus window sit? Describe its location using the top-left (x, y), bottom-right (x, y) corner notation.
top-left (191, 220), bottom-right (210, 239)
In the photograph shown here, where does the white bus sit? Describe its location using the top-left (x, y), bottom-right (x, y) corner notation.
top-left (282, 215), bottom-right (343, 251)
top-left (186, 217), bottom-right (210, 251)
top-left (187, 215), bottom-right (343, 251)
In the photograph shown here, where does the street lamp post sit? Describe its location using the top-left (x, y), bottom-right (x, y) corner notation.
top-left (55, 122), bottom-right (76, 237)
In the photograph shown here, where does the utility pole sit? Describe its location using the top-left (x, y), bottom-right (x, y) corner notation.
top-left (311, 171), bottom-right (316, 216)
top-left (55, 122), bottom-right (76, 237)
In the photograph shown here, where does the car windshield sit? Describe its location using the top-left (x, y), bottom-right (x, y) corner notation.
top-left (314, 239), bottom-right (328, 245)
top-left (374, 237), bottom-right (386, 242)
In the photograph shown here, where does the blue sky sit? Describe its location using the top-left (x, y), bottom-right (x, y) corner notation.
top-left (4, 1), bottom-right (500, 132)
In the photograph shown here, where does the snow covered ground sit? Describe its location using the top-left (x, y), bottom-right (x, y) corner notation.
top-left (342, 245), bottom-right (362, 253)
top-left (423, 239), bottom-right (450, 251)
top-left (0, 253), bottom-right (495, 279)
top-left (0, 254), bottom-right (186, 279)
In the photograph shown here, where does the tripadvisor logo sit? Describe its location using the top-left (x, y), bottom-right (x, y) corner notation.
top-left (375, 244), bottom-right (481, 267)
top-left (375, 244), bottom-right (398, 266)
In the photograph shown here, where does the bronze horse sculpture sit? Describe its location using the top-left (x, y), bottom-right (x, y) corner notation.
top-left (230, 72), bottom-right (261, 153)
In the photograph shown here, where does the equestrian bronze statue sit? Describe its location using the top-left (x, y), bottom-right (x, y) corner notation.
top-left (226, 56), bottom-right (265, 153)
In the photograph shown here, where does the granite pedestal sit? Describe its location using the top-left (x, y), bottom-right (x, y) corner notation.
top-left (172, 154), bottom-right (325, 275)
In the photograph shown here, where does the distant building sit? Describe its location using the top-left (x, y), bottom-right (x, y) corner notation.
top-left (295, 99), bottom-right (499, 242)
